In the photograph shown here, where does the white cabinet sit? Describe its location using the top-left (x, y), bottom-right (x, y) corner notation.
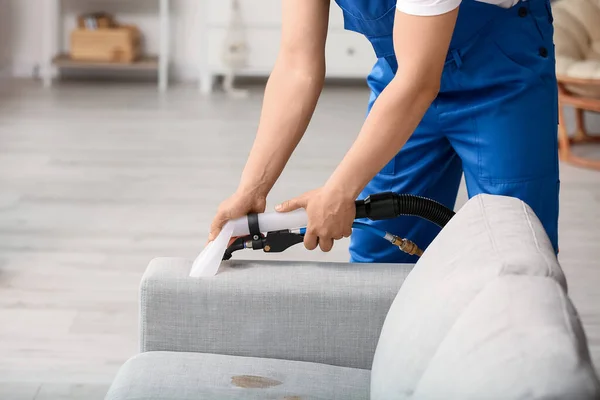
top-left (206, 28), bottom-right (280, 75)
top-left (200, 0), bottom-right (376, 94)
top-left (325, 31), bottom-right (376, 78)
top-left (206, 0), bottom-right (346, 29)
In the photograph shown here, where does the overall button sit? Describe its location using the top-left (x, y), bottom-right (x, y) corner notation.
top-left (539, 47), bottom-right (549, 58)
top-left (518, 7), bottom-right (528, 17)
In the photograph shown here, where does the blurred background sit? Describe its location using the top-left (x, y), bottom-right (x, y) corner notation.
top-left (0, 0), bottom-right (599, 399)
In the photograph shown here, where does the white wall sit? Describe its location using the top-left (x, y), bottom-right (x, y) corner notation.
top-left (2, 0), bottom-right (204, 81)
top-left (0, 0), bottom-right (16, 75)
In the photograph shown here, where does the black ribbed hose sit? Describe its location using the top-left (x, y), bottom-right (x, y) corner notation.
top-left (355, 192), bottom-right (454, 228)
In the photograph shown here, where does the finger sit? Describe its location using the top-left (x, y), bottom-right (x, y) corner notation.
top-left (208, 212), bottom-right (228, 242)
top-left (333, 233), bottom-right (344, 241)
top-left (304, 232), bottom-right (318, 250)
top-left (343, 227), bottom-right (353, 238)
top-left (319, 237), bottom-right (334, 252)
top-left (208, 225), bottom-right (222, 242)
top-left (275, 196), bottom-right (306, 213)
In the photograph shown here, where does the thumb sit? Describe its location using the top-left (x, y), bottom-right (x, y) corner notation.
top-left (275, 196), bottom-right (304, 213)
top-left (208, 212), bottom-right (228, 242)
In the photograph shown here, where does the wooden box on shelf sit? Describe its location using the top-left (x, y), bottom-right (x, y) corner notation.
top-left (70, 25), bottom-right (141, 63)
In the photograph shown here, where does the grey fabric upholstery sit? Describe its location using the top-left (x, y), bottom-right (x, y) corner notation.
top-left (105, 351), bottom-right (369, 400)
top-left (414, 275), bottom-right (600, 399)
top-left (107, 194), bottom-right (600, 400)
top-left (371, 194), bottom-right (600, 399)
top-left (140, 258), bottom-right (412, 370)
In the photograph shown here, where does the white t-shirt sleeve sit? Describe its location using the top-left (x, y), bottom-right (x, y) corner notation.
top-left (396, 0), bottom-right (462, 16)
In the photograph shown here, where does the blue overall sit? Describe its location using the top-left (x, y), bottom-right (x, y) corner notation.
top-left (336, 0), bottom-right (559, 263)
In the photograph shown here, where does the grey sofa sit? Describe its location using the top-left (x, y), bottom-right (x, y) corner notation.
top-left (106, 194), bottom-right (600, 399)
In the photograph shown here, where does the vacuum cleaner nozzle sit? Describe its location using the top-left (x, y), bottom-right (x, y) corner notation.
top-left (190, 192), bottom-right (452, 278)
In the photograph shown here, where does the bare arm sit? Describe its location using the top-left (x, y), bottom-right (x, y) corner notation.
top-left (238, 0), bottom-right (330, 197)
top-left (208, 0), bottom-right (329, 240)
top-left (325, 9), bottom-right (459, 198)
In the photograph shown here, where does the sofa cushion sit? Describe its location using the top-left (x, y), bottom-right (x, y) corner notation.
top-left (413, 276), bottom-right (600, 399)
top-left (105, 351), bottom-right (369, 400)
top-left (371, 194), bottom-right (581, 399)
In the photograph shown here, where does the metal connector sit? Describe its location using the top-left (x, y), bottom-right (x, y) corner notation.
top-left (387, 234), bottom-right (424, 257)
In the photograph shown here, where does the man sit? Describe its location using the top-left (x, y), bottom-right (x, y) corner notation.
top-left (209, 0), bottom-right (559, 263)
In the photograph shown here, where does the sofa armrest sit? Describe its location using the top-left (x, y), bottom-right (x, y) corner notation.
top-left (140, 257), bottom-right (412, 370)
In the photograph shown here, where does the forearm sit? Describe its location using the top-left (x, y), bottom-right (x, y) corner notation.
top-left (238, 57), bottom-right (325, 196)
top-left (326, 76), bottom-right (438, 199)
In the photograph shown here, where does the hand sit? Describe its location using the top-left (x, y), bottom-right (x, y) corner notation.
top-left (208, 189), bottom-right (267, 242)
top-left (276, 186), bottom-right (355, 252)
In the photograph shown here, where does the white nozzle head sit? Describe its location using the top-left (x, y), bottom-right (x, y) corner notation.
top-left (189, 222), bottom-right (234, 278)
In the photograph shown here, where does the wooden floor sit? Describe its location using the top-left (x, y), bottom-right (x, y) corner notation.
top-left (0, 80), bottom-right (599, 399)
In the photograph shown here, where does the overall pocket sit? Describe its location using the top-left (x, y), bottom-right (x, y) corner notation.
top-left (334, 0), bottom-right (396, 39)
top-left (490, 2), bottom-right (556, 86)
top-left (334, 0), bottom-right (396, 22)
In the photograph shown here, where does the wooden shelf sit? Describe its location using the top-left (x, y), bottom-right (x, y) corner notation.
top-left (42, 0), bottom-right (171, 90)
top-left (52, 54), bottom-right (159, 71)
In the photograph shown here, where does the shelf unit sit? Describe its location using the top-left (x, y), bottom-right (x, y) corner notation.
top-left (41, 0), bottom-right (171, 91)
top-left (52, 53), bottom-right (160, 70)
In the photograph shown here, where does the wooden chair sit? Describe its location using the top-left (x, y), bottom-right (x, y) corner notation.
top-left (551, 0), bottom-right (600, 170)
top-left (557, 76), bottom-right (600, 170)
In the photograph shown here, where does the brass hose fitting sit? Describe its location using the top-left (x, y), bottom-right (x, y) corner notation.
top-left (390, 235), bottom-right (424, 257)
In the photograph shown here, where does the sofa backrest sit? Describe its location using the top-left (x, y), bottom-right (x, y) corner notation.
top-left (370, 194), bottom-right (600, 399)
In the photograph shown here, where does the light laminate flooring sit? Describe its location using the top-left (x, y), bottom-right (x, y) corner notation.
top-left (0, 80), bottom-right (599, 399)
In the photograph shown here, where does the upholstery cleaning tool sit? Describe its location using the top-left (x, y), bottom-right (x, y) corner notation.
top-left (190, 192), bottom-right (454, 277)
